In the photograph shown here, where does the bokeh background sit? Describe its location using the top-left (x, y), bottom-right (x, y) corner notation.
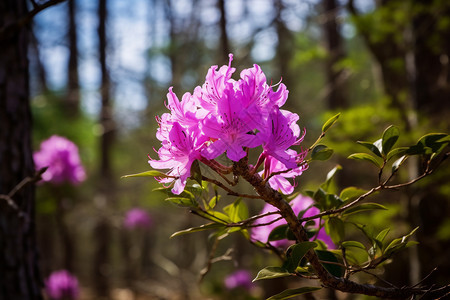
top-left (28, 0), bottom-right (449, 299)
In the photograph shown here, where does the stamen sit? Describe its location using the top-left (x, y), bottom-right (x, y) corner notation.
top-left (271, 77), bottom-right (283, 88)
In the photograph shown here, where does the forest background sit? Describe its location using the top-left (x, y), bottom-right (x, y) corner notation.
top-left (1, 0), bottom-right (449, 299)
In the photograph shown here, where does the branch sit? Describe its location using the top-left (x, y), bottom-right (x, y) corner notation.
top-left (0, 168), bottom-right (46, 225)
top-left (201, 176), bottom-right (262, 199)
top-left (300, 168), bottom-right (432, 223)
top-left (232, 157), bottom-right (445, 299)
top-left (0, 0), bottom-right (67, 40)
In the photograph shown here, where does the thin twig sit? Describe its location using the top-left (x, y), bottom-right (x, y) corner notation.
top-left (0, 0), bottom-right (67, 40)
top-left (201, 176), bottom-right (261, 199)
top-left (412, 267), bottom-right (437, 288)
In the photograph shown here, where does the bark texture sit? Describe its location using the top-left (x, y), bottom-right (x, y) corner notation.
top-left (0, 0), bottom-right (42, 299)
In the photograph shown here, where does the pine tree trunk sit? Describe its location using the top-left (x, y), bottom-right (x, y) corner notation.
top-left (66, 0), bottom-right (80, 116)
top-left (322, 0), bottom-right (347, 109)
top-left (92, 0), bottom-right (114, 297)
top-left (0, 1), bottom-right (42, 299)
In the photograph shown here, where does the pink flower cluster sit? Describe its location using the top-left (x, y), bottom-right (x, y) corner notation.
top-left (123, 208), bottom-right (152, 229)
top-left (251, 194), bottom-right (335, 249)
top-left (150, 54), bottom-right (307, 194)
top-left (45, 270), bottom-right (79, 300)
top-left (34, 135), bottom-right (86, 185)
top-left (224, 269), bottom-right (253, 290)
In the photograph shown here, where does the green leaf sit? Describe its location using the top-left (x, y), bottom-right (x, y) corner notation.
top-left (375, 228), bottom-right (390, 244)
top-left (315, 250), bottom-right (344, 277)
top-left (342, 203), bottom-right (388, 215)
top-left (311, 144), bottom-right (334, 161)
top-left (357, 141), bottom-right (382, 157)
top-left (384, 227), bottom-right (418, 255)
top-left (407, 133), bottom-right (449, 155)
top-left (283, 242), bottom-right (317, 272)
top-left (206, 210), bottom-right (232, 224)
top-left (313, 188), bottom-right (327, 205)
top-left (341, 241), bottom-right (366, 250)
top-left (386, 147), bottom-right (408, 161)
top-left (223, 198), bottom-right (248, 222)
top-left (269, 225), bottom-right (289, 241)
top-left (322, 113), bottom-right (340, 132)
top-left (339, 187), bottom-right (367, 202)
top-left (324, 194), bottom-right (343, 210)
top-left (190, 160), bottom-right (202, 185)
top-left (170, 223), bottom-right (224, 238)
top-left (165, 197), bottom-right (196, 207)
top-left (392, 155), bottom-right (407, 172)
top-left (208, 195), bottom-right (219, 209)
top-left (253, 267), bottom-right (291, 282)
top-left (325, 217), bottom-right (345, 244)
top-left (121, 170), bottom-right (167, 179)
top-left (321, 165), bottom-right (342, 191)
top-left (419, 133), bottom-right (448, 148)
top-left (382, 125), bottom-right (400, 155)
top-left (347, 153), bottom-right (382, 168)
top-left (267, 287), bottom-right (322, 300)
top-left (373, 139), bottom-right (383, 155)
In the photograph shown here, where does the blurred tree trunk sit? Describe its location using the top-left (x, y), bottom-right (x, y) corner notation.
top-left (322, 0), bottom-right (347, 109)
top-left (218, 0), bottom-right (230, 63)
top-left (348, 0), bottom-right (411, 129)
top-left (0, 0), bottom-right (42, 299)
top-left (274, 0), bottom-right (293, 85)
top-left (411, 1), bottom-right (450, 119)
top-left (409, 0), bottom-right (450, 285)
top-left (66, 0), bottom-right (80, 116)
top-left (30, 30), bottom-right (49, 93)
top-left (164, 0), bottom-right (181, 91)
top-left (93, 0), bottom-right (114, 297)
top-left (348, 0), bottom-right (450, 287)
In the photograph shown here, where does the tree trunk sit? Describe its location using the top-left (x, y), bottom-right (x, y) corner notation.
top-left (66, 0), bottom-right (80, 116)
top-left (274, 0), bottom-right (292, 83)
top-left (0, 1), bottom-right (42, 299)
top-left (92, 0), bottom-right (114, 297)
top-left (218, 0), bottom-right (230, 63)
top-left (412, 0), bottom-right (450, 120)
top-left (322, 0), bottom-right (347, 109)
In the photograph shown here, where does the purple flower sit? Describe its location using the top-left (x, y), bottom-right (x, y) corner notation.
top-left (251, 194), bottom-right (335, 249)
top-left (237, 64), bottom-right (289, 130)
top-left (124, 208), bottom-right (152, 229)
top-left (45, 270), bottom-right (79, 300)
top-left (151, 54), bottom-right (305, 195)
top-left (193, 54), bottom-right (236, 113)
top-left (34, 135), bottom-right (86, 185)
top-left (201, 87), bottom-right (261, 161)
top-left (257, 106), bottom-right (304, 169)
top-left (149, 122), bottom-right (206, 194)
top-left (224, 269), bottom-right (253, 290)
top-left (261, 154), bottom-right (308, 195)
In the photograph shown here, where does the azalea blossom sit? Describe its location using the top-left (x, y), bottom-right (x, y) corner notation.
top-left (261, 154), bottom-right (308, 195)
top-left (251, 194), bottom-right (335, 249)
top-left (34, 135), bottom-right (86, 185)
top-left (45, 270), bottom-right (79, 300)
top-left (257, 106), bottom-right (304, 169)
top-left (224, 269), bottom-right (253, 290)
top-left (150, 54), bottom-right (305, 195)
top-left (124, 208), bottom-right (152, 229)
top-left (201, 87), bottom-right (261, 161)
top-left (149, 122), bottom-right (205, 194)
top-left (193, 54), bottom-right (236, 113)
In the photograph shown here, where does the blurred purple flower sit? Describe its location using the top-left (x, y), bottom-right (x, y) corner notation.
top-left (34, 135), bottom-right (86, 185)
top-left (45, 270), bottom-right (79, 300)
top-left (251, 194), bottom-right (335, 249)
top-left (124, 208), bottom-right (152, 229)
top-left (224, 269), bottom-right (253, 290)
